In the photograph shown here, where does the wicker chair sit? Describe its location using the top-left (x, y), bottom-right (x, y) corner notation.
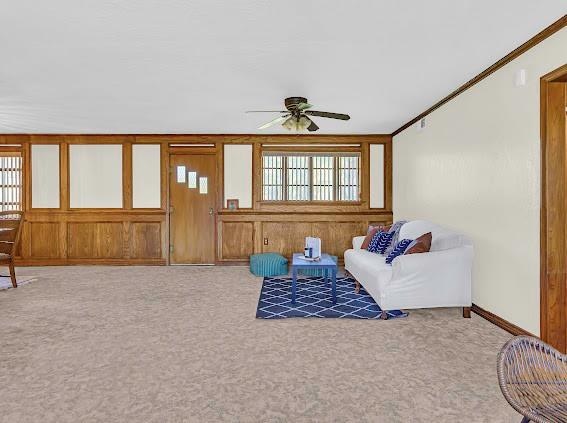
top-left (497, 336), bottom-right (567, 423)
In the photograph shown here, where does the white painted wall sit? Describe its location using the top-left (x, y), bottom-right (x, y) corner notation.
top-left (369, 144), bottom-right (385, 208)
top-left (31, 144), bottom-right (60, 208)
top-left (224, 144), bottom-right (252, 208)
top-left (393, 28), bottom-right (567, 336)
top-left (132, 144), bottom-right (161, 208)
top-left (69, 144), bottom-right (123, 208)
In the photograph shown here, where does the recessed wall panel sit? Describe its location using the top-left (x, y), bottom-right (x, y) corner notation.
top-left (69, 145), bottom-right (123, 208)
top-left (31, 144), bottom-right (60, 208)
top-left (224, 144), bottom-right (252, 208)
top-left (369, 144), bottom-right (385, 208)
top-left (132, 144), bottom-right (161, 208)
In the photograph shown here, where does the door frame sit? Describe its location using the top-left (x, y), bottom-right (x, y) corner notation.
top-left (167, 148), bottom-right (219, 264)
top-left (540, 63), bottom-right (567, 350)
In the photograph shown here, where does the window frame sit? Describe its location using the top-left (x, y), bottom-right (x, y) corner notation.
top-left (0, 151), bottom-right (23, 212)
top-left (261, 151), bottom-right (361, 204)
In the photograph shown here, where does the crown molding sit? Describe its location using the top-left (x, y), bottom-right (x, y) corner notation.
top-left (392, 14), bottom-right (567, 136)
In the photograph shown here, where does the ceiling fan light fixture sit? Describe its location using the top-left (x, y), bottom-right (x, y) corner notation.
top-left (282, 117), bottom-right (295, 131)
top-left (251, 97), bottom-right (350, 131)
top-left (297, 116), bottom-right (311, 131)
top-left (281, 115), bottom-right (312, 131)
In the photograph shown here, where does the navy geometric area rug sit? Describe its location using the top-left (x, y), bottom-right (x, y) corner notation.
top-left (256, 275), bottom-right (408, 319)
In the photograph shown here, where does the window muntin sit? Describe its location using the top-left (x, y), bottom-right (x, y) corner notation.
top-left (338, 156), bottom-right (359, 201)
top-left (262, 152), bottom-right (360, 202)
top-left (0, 155), bottom-right (22, 211)
top-left (262, 155), bottom-right (284, 201)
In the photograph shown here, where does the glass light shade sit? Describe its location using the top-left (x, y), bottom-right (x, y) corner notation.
top-left (297, 116), bottom-right (311, 131)
top-left (281, 116), bottom-right (311, 131)
top-left (282, 117), bottom-right (295, 130)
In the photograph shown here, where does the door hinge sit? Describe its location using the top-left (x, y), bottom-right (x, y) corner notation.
top-left (169, 206), bottom-right (174, 214)
top-left (169, 244), bottom-right (174, 253)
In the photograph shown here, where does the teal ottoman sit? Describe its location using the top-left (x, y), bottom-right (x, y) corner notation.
top-left (250, 253), bottom-right (288, 277)
top-left (298, 255), bottom-right (338, 276)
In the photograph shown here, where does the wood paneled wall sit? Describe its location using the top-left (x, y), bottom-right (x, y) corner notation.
top-left (217, 214), bottom-right (392, 263)
top-left (0, 134), bottom-right (392, 265)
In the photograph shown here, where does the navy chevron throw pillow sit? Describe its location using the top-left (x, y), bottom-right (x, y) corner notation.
top-left (376, 231), bottom-right (395, 254)
top-left (367, 231), bottom-right (395, 254)
top-left (366, 231), bottom-right (383, 253)
top-left (385, 239), bottom-right (414, 264)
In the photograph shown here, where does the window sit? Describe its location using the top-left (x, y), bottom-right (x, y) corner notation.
top-left (0, 154), bottom-right (22, 211)
top-left (262, 152), bottom-right (360, 202)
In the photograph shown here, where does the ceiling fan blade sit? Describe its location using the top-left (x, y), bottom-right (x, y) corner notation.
top-left (258, 114), bottom-right (290, 130)
top-left (306, 118), bottom-right (319, 132)
top-left (305, 110), bottom-right (350, 120)
top-left (246, 110), bottom-right (288, 113)
top-left (296, 102), bottom-right (313, 111)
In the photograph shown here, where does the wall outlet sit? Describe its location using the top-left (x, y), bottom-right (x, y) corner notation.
top-left (263, 238), bottom-right (268, 245)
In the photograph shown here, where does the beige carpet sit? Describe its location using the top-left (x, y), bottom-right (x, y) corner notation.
top-left (0, 266), bottom-right (520, 422)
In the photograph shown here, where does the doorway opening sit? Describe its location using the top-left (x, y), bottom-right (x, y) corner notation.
top-left (540, 63), bottom-right (567, 353)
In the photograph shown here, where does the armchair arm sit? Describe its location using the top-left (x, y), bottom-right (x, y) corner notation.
top-left (352, 236), bottom-right (366, 250)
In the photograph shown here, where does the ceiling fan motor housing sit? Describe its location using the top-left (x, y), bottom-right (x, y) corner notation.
top-left (285, 97), bottom-right (308, 112)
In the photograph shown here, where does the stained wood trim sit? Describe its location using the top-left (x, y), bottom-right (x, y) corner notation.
top-left (471, 304), bottom-right (535, 337)
top-left (123, 142), bottom-right (133, 209)
top-left (260, 146), bottom-right (361, 153)
top-left (383, 141), bottom-right (393, 211)
top-left (60, 141), bottom-right (69, 210)
top-left (540, 64), bottom-right (567, 351)
top-left (393, 15), bottom-right (567, 136)
top-left (15, 258), bottom-right (166, 266)
top-left (0, 134), bottom-right (391, 143)
top-left (22, 143), bottom-right (30, 211)
top-left (218, 212), bottom-right (392, 221)
top-left (0, 146), bottom-right (24, 152)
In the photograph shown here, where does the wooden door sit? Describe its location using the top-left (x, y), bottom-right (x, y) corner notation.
top-left (169, 154), bottom-right (216, 264)
top-left (541, 68), bottom-right (567, 353)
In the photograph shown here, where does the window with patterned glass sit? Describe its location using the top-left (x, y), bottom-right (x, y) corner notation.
top-left (262, 152), bottom-right (360, 202)
top-left (0, 154), bottom-right (22, 211)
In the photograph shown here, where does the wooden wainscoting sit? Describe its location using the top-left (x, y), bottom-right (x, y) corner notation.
top-left (217, 212), bottom-right (392, 263)
top-left (0, 134), bottom-right (391, 266)
top-left (17, 210), bottom-right (166, 265)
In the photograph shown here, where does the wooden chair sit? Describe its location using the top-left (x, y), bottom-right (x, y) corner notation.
top-left (0, 211), bottom-right (23, 288)
top-left (497, 335), bottom-right (567, 423)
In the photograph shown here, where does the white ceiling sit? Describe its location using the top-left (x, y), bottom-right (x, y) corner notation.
top-left (0, 1), bottom-right (565, 134)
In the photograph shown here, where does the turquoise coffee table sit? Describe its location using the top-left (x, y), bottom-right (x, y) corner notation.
top-left (291, 253), bottom-right (338, 305)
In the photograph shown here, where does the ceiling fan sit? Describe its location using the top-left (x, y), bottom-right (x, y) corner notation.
top-left (246, 97), bottom-right (350, 132)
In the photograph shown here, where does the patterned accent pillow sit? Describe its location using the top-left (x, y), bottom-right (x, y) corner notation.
top-left (367, 231), bottom-right (395, 254)
top-left (366, 231), bottom-right (383, 253)
top-left (376, 231), bottom-right (395, 254)
top-left (385, 239), bottom-right (414, 264)
top-left (371, 224), bottom-right (392, 234)
top-left (361, 227), bottom-right (381, 250)
top-left (405, 232), bottom-right (432, 255)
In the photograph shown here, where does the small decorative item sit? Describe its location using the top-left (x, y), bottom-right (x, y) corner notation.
top-left (227, 199), bottom-right (239, 210)
top-left (304, 237), bottom-right (321, 259)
